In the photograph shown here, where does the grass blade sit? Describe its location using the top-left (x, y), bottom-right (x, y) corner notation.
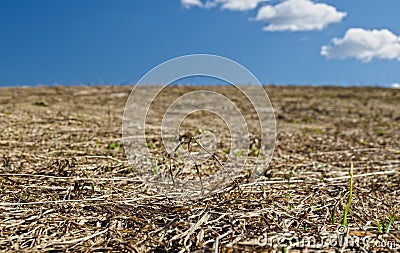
top-left (341, 162), bottom-right (354, 228)
top-left (385, 213), bottom-right (396, 234)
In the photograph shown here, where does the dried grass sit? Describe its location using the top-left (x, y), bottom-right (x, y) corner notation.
top-left (0, 85), bottom-right (399, 252)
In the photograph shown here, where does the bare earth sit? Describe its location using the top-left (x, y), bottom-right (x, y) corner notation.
top-left (0, 85), bottom-right (399, 252)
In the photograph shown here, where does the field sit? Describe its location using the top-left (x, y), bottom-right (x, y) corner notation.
top-left (0, 85), bottom-right (399, 252)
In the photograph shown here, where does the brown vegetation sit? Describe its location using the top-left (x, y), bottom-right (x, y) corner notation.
top-left (0, 85), bottom-right (399, 252)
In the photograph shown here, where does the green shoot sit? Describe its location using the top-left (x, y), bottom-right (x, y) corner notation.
top-left (376, 130), bottom-right (386, 136)
top-left (286, 171), bottom-right (294, 184)
top-left (331, 205), bottom-right (337, 224)
top-left (251, 146), bottom-right (259, 156)
top-left (151, 161), bottom-right (159, 174)
top-left (385, 213), bottom-right (396, 234)
top-left (285, 171), bottom-right (294, 209)
top-left (108, 142), bottom-right (120, 150)
top-left (302, 116), bottom-right (313, 123)
top-left (342, 162), bottom-right (354, 228)
top-left (376, 219), bottom-right (382, 233)
top-left (194, 128), bottom-right (204, 135)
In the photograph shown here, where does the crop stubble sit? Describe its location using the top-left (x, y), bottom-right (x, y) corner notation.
top-left (0, 85), bottom-right (399, 252)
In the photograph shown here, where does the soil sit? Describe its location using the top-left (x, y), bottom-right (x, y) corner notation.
top-left (0, 85), bottom-right (399, 252)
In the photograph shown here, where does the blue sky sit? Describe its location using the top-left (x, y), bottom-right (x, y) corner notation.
top-left (0, 0), bottom-right (400, 87)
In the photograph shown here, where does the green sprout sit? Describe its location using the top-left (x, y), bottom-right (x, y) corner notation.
top-left (108, 142), bottom-right (120, 150)
top-left (151, 160), bottom-right (159, 174)
top-left (251, 146), bottom-right (259, 156)
top-left (342, 162), bottom-right (354, 228)
top-left (376, 219), bottom-right (383, 233)
top-left (385, 213), bottom-right (396, 234)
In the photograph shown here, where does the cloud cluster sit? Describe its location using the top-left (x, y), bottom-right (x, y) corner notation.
top-left (321, 28), bottom-right (400, 62)
top-left (182, 0), bottom-right (345, 31)
top-left (182, 0), bottom-right (400, 63)
top-left (256, 0), bottom-right (346, 32)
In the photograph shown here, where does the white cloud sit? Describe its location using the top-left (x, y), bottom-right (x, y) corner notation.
top-left (204, 1), bottom-right (218, 9)
top-left (215, 0), bottom-right (266, 11)
top-left (321, 28), bottom-right (400, 62)
top-left (181, 0), bottom-right (203, 8)
top-left (391, 83), bottom-right (400, 89)
top-left (181, 0), bottom-right (265, 11)
top-left (255, 0), bottom-right (346, 32)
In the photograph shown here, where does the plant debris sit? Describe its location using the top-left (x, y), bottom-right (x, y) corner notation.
top-left (0, 85), bottom-right (399, 252)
